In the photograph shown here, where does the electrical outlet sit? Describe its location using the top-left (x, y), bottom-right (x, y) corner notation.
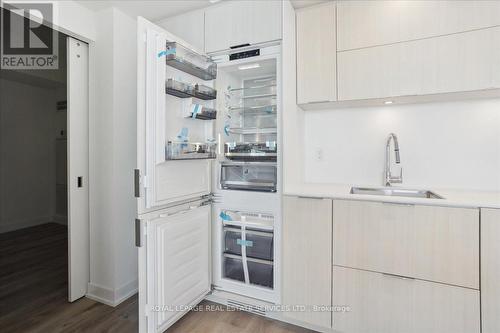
top-left (315, 148), bottom-right (323, 161)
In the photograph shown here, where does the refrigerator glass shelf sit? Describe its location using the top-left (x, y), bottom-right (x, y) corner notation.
top-left (228, 127), bottom-right (277, 135)
top-left (227, 104), bottom-right (277, 116)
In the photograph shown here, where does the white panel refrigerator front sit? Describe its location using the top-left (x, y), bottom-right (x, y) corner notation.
top-left (136, 18), bottom-right (212, 215)
top-left (139, 203), bottom-right (211, 333)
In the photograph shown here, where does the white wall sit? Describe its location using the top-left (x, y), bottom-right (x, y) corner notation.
top-left (0, 78), bottom-right (58, 232)
top-left (88, 7), bottom-right (137, 307)
top-left (303, 98), bottom-right (500, 192)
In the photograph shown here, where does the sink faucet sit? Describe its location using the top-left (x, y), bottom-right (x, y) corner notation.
top-left (384, 133), bottom-right (403, 186)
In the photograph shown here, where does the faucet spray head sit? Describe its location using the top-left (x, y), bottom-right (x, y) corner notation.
top-left (391, 134), bottom-right (400, 164)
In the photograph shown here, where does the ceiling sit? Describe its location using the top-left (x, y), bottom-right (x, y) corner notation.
top-left (77, 0), bottom-right (213, 21)
top-left (291, 0), bottom-right (330, 9)
top-left (78, 0), bottom-right (332, 21)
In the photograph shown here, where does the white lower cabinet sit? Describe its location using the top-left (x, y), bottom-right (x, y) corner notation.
top-left (333, 200), bottom-right (479, 289)
top-left (481, 208), bottom-right (500, 333)
top-left (333, 266), bottom-right (481, 333)
top-left (282, 196), bottom-right (332, 329)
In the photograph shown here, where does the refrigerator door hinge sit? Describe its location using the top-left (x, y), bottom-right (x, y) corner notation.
top-left (201, 193), bottom-right (217, 206)
top-left (135, 219), bottom-right (144, 247)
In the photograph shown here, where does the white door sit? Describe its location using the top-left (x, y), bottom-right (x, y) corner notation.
top-left (138, 202), bottom-right (211, 333)
top-left (67, 37), bottom-right (90, 302)
top-left (136, 17), bottom-right (212, 214)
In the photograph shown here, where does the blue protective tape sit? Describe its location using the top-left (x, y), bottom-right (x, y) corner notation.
top-left (158, 48), bottom-right (176, 58)
top-left (237, 239), bottom-right (254, 247)
top-left (224, 124), bottom-right (230, 136)
top-left (219, 211), bottom-right (232, 221)
top-left (192, 104), bottom-right (201, 119)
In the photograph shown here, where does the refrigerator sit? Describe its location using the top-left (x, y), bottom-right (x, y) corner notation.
top-left (135, 17), bottom-right (282, 333)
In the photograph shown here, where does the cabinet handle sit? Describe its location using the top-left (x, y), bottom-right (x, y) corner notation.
top-left (297, 196), bottom-right (326, 200)
top-left (230, 43), bottom-right (250, 49)
top-left (135, 219), bottom-right (143, 247)
top-left (382, 272), bottom-right (415, 281)
top-left (381, 201), bottom-right (414, 207)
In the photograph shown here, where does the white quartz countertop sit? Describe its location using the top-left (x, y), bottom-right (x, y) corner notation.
top-left (284, 183), bottom-right (500, 209)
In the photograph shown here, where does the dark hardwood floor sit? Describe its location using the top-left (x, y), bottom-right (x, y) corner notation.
top-left (0, 223), bottom-right (313, 333)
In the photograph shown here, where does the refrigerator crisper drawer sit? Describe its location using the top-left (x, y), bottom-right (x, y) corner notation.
top-left (248, 260), bottom-right (274, 288)
top-left (220, 162), bottom-right (277, 192)
top-left (224, 228), bottom-right (274, 261)
top-left (223, 256), bottom-right (245, 282)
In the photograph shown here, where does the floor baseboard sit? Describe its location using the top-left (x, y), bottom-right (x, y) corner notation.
top-left (87, 280), bottom-right (138, 307)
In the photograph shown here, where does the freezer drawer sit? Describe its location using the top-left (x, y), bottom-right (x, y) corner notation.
top-left (224, 227), bottom-right (274, 261)
top-left (246, 231), bottom-right (274, 261)
top-left (223, 255), bottom-right (245, 282)
top-left (224, 228), bottom-right (242, 256)
top-left (248, 260), bottom-right (274, 288)
top-left (220, 162), bottom-right (277, 192)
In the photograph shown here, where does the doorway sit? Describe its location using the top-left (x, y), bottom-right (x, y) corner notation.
top-left (0, 6), bottom-right (89, 315)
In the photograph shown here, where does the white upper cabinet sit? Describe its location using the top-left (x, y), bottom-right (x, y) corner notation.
top-left (296, 2), bottom-right (336, 104)
top-left (338, 26), bottom-right (500, 101)
top-left (337, 0), bottom-right (500, 51)
top-left (157, 9), bottom-right (205, 53)
top-left (204, 0), bottom-right (282, 53)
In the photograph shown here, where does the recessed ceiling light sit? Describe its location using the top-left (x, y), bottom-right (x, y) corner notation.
top-left (238, 63), bottom-right (260, 70)
top-left (209, 0), bottom-right (222, 3)
top-left (384, 100), bottom-right (394, 105)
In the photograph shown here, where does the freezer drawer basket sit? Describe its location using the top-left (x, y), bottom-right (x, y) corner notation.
top-left (220, 210), bottom-right (275, 289)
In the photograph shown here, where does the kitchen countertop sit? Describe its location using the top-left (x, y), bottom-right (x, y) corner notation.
top-left (284, 183), bottom-right (500, 209)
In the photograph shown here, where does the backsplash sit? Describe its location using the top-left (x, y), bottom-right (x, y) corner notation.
top-left (303, 98), bottom-right (500, 192)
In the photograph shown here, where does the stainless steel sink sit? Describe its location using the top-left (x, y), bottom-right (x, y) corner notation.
top-left (350, 187), bottom-right (444, 199)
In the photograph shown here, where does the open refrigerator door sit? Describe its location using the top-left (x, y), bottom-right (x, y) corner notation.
top-left (136, 17), bottom-right (216, 333)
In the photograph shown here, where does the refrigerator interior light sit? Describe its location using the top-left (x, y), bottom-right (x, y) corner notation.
top-left (238, 63), bottom-right (261, 70)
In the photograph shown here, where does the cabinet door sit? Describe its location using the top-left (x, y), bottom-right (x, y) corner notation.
top-left (139, 204), bottom-right (211, 333)
top-left (333, 266), bottom-right (480, 333)
top-left (282, 196), bottom-right (332, 328)
top-left (205, 0), bottom-right (282, 53)
top-left (481, 208), bottom-right (500, 333)
top-left (337, 0), bottom-right (500, 51)
top-left (296, 2), bottom-right (336, 104)
top-left (333, 200), bottom-right (479, 289)
top-left (337, 26), bottom-right (500, 101)
top-left (157, 9), bottom-right (205, 53)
